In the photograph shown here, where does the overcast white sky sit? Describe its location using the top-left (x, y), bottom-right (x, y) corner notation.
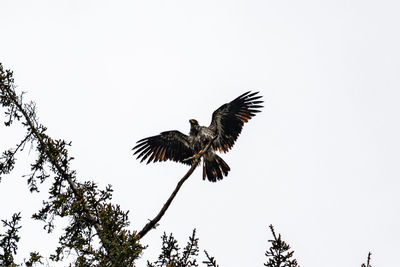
top-left (1, 1), bottom-right (400, 266)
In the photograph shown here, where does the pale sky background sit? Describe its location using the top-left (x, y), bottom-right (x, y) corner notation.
top-left (1, 1), bottom-right (400, 266)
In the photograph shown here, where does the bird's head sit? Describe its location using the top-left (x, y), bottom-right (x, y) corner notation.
top-left (189, 119), bottom-right (199, 126)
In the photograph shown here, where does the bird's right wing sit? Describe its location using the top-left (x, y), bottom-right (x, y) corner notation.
top-left (132, 130), bottom-right (195, 165)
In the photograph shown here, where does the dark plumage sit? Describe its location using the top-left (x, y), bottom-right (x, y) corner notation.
top-left (132, 91), bottom-right (263, 182)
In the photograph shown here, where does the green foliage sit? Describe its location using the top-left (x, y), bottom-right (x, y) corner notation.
top-left (147, 229), bottom-right (222, 267)
top-left (148, 229), bottom-right (200, 267)
top-left (24, 252), bottom-right (43, 267)
top-left (0, 63), bottom-right (143, 266)
top-left (264, 225), bottom-right (299, 267)
top-left (0, 213), bottom-right (43, 267)
top-left (202, 250), bottom-right (218, 267)
top-left (0, 66), bottom-right (22, 127)
top-left (0, 213), bottom-right (21, 266)
top-left (1, 62), bottom-right (373, 267)
top-left (0, 66), bottom-right (28, 183)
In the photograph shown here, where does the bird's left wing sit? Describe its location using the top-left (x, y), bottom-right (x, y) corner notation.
top-left (208, 91), bottom-right (263, 153)
top-left (132, 130), bottom-right (195, 165)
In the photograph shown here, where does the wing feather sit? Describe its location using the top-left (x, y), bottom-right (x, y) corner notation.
top-left (209, 91), bottom-right (263, 152)
top-left (132, 130), bottom-right (195, 165)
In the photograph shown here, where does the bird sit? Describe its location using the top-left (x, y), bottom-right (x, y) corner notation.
top-left (132, 91), bottom-right (263, 182)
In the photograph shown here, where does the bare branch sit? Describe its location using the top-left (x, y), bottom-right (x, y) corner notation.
top-left (138, 137), bottom-right (216, 239)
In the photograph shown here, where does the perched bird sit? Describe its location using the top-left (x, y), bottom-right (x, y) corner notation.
top-left (132, 91), bottom-right (263, 182)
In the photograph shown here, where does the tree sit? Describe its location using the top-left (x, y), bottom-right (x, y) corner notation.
top-left (264, 225), bottom-right (299, 267)
top-left (2, 62), bottom-right (370, 266)
top-left (147, 229), bottom-right (200, 267)
top-left (0, 62), bottom-right (221, 265)
top-left (361, 252), bottom-right (373, 267)
top-left (0, 212), bottom-right (22, 266)
top-left (1, 63), bottom-right (143, 265)
top-left (0, 63), bottom-right (223, 265)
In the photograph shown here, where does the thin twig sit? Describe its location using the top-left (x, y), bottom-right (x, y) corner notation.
top-left (138, 137), bottom-right (216, 239)
top-left (367, 252), bottom-right (372, 267)
top-left (7, 131), bottom-right (33, 159)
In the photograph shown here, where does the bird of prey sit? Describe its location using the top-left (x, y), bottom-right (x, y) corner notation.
top-left (132, 91), bottom-right (263, 182)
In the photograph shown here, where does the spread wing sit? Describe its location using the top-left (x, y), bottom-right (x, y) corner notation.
top-left (132, 130), bottom-right (195, 165)
top-left (209, 91), bottom-right (263, 152)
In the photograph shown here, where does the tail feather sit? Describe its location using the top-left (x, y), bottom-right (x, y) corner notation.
top-left (203, 154), bottom-right (230, 182)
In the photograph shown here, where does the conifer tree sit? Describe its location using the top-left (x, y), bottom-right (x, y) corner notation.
top-left (2, 62), bottom-right (371, 266)
top-left (264, 225), bottom-right (299, 267)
